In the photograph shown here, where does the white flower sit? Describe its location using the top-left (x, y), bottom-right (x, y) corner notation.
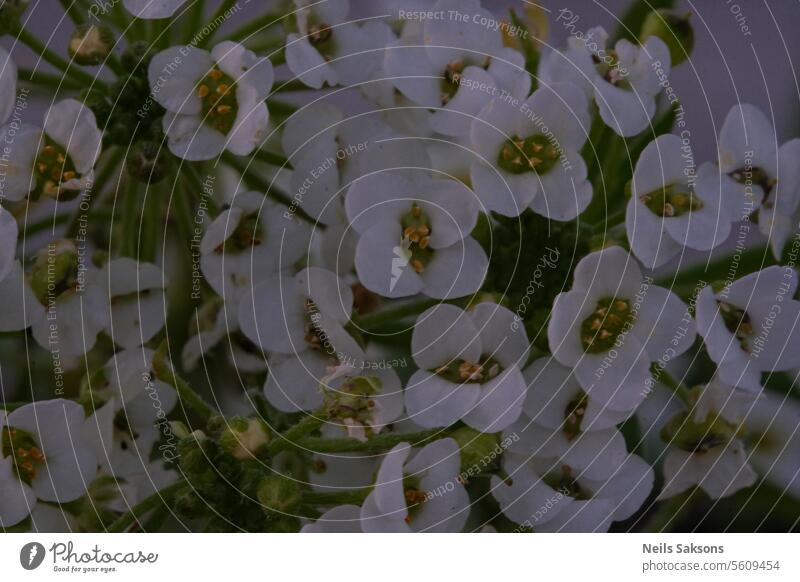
top-left (492, 448), bottom-right (653, 532)
top-left (384, 0), bottom-right (530, 137)
top-left (301, 504), bottom-right (362, 533)
top-left (548, 246), bottom-right (696, 411)
top-left (717, 104), bottom-right (800, 258)
top-left (469, 82), bottom-right (592, 218)
top-left (346, 170), bottom-right (486, 299)
top-left (0, 99), bottom-right (101, 201)
top-left (540, 26), bottom-right (671, 137)
top-left (747, 392), bottom-right (800, 498)
top-left (405, 302), bottom-right (529, 432)
top-left (123, 0), bottom-right (188, 19)
top-left (659, 380), bottom-right (757, 500)
top-left (0, 45), bottom-right (17, 125)
top-left (285, 0), bottom-right (390, 89)
top-left (238, 267), bottom-right (364, 412)
top-left (361, 438), bottom-right (469, 532)
top-left (0, 399), bottom-right (96, 527)
top-left (696, 266), bottom-right (800, 390)
top-left (627, 134), bottom-right (732, 268)
top-left (149, 41), bottom-right (273, 160)
top-left (200, 190), bottom-right (312, 307)
top-left (100, 258), bottom-right (167, 349)
top-left (0, 205), bottom-right (18, 282)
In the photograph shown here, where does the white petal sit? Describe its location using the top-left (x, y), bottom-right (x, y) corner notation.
top-left (404, 370), bottom-right (480, 428)
top-left (148, 46), bottom-right (213, 114)
top-left (163, 111), bottom-right (226, 161)
top-left (411, 303), bottom-right (481, 370)
top-left (285, 34), bottom-right (338, 89)
top-left (463, 366), bottom-right (526, 433)
top-left (421, 237), bottom-right (488, 299)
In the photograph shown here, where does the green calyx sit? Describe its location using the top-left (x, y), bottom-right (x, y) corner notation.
top-left (660, 408), bottom-right (739, 454)
top-left (639, 183), bottom-right (704, 217)
top-left (198, 66), bottom-right (239, 135)
top-left (580, 297), bottom-right (635, 354)
top-left (497, 134), bottom-right (561, 175)
top-left (257, 475), bottom-right (302, 514)
top-left (433, 356), bottom-right (503, 385)
top-left (29, 241), bottom-right (80, 305)
top-left (399, 203), bottom-right (434, 274)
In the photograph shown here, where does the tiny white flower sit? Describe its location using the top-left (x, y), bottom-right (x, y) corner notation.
top-left (0, 45), bottom-right (17, 125)
top-left (0, 99), bottom-right (101, 201)
top-left (0, 399), bottom-right (96, 527)
top-left (0, 205), bottom-right (18, 282)
top-left (285, 0), bottom-right (390, 89)
top-left (659, 380), bottom-right (757, 500)
top-left (548, 246), bottom-right (696, 411)
top-left (627, 134), bottom-right (732, 268)
top-left (747, 392), bottom-right (800, 498)
top-left (123, 0), bottom-right (188, 19)
top-left (540, 26), bottom-right (671, 137)
top-left (100, 258), bottom-right (167, 349)
top-left (696, 266), bottom-right (800, 390)
top-left (384, 0), bottom-right (530, 137)
top-left (469, 82), bottom-right (592, 218)
top-left (493, 449), bottom-right (653, 532)
top-left (717, 104), bottom-right (800, 258)
top-left (239, 267), bottom-right (364, 412)
top-left (405, 302), bottom-right (529, 432)
top-left (200, 190), bottom-right (312, 307)
top-left (361, 438), bottom-right (469, 532)
top-left (149, 41), bottom-right (273, 160)
top-left (346, 170), bottom-right (486, 299)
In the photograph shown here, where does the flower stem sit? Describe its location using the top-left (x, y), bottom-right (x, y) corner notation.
top-left (15, 26), bottom-right (105, 89)
top-left (652, 364), bottom-right (692, 405)
top-left (121, 179), bottom-right (141, 258)
top-left (107, 480), bottom-right (188, 532)
top-left (59, 0), bottom-right (86, 25)
top-left (269, 411), bottom-right (329, 455)
top-left (153, 340), bottom-right (216, 423)
top-left (253, 148), bottom-right (291, 169)
top-left (223, 11), bottom-right (283, 44)
top-left (196, 0), bottom-right (239, 48)
top-left (277, 428), bottom-right (451, 455)
top-left (302, 489), bottom-right (371, 506)
top-left (17, 67), bottom-right (84, 90)
top-left (66, 148), bottom-right (125, 237)
top-left (353, 298), bottom-right (440, 332)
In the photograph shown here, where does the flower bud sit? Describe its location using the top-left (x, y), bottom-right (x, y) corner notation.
top-left (126, 141), bottom-right (170, 184)
top-left (640, 10), bottom-right (694, 66)
top-left (257, 475), bottom-right (302, 513)
top-left (450, 427), bottom-right (500, 474)
top-left (68, 24), bottom-right (115, 66)
top-left (219, 417), bottom-right (271, 461)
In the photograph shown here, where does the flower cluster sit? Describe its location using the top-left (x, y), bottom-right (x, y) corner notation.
top-left (0, 0), bottom-right (799, 534)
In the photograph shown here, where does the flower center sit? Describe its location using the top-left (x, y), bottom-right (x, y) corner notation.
top-left (33, 137), bottom-right (80, 199)
top-left (402, 474), bottom-right (428, 524)
top-left (29, 246), bottom-right (80, 305)
top-left (717, 301), bottom-right (754, 352)
top-left (217, 213), bottom-right (262, 253)
top-left (553, 465), bottom-right (592, 500)
top-left (592, 52), bottom-right (630, 89)
top-left (434, 356), bottom-right (502, 384)
top-left (660, 409), bottom-right (738, 454)
top-left (497, 134), bottom-right (561, 175)
top-left (399, 203), bottom-right (434, 274)
top-left (440, 59), bottom-right (465, 105)
top-left (563, 390), bottom-right (589, 440)
top-left (323, 375), bottom-right (382, 439)
top-left (303, 298), bottom-right (327, 350)
top-left (729, 165), bottom-right (777, 207)
top-left (308, 23), bottom-right (332, 46)
top-left (580, 297), bottom-right (634, 354)
top-left (198, 66), bottom-right (238, 135)
top-left (2, 426), bottom-right (46, 484)
top-left (639, 183), bottom-right (704, 217)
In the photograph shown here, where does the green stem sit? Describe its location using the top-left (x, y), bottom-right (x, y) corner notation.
top-left (59, 0), bottom-right (86, 25)
top-left (253, 148), bottom-right (291, 169)
top-left (181, 0), bottom-right (206, 44)
top-left (269, 99), bottom-right (298, 117)
top-left (121, 179), bottom-right (141, 258)
top-left (17, 67), bottom-right (83, 90)
top-left (180, 162), bottom-right (220, 215)
top-left (354, 298), bottom-right (440, 332)
top-left (196, 0), bottom-right (239, 48)
top-left (277, 428), bottom-right (450, 455)
top-left (140, 188), bottom-right (159, 262)
top-left (67, 148), bottom-right (124, 237)
top-left (107, 480), bottom-right (188, 532)
top-left (15, 27), bottom-right (104, 89)
top-left (273, 79), bottom-right (310, 93)
top-left (153, 340), bottom-right (216, 423)
top-left (302, 489), bottom-right (371, 506)
top-left (653, 364), bottom-right (692, 404)
top-left (269, 412), bottom-right (328, 455)
top-left (224, 11), bottom-right (282, 44)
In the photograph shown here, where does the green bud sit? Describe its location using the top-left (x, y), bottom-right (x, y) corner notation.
top-left (68, 24), bottom-right (115, 66)
top-left (257, 475), bottom-right (302, 513)
top-left (450, 427), bottom-right (500, 474)
top-left (640, 10), bottom-right (694, 66)
top-left (169, 421), bottom-right (192, 440)
top-left (219, 417), bottom-right (271, 461)
top-left (126, 141), bottom-right (170, 184)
